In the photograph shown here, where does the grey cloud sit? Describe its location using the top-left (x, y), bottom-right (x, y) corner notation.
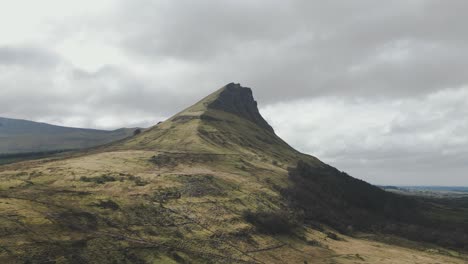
top-left (1, 0), bottom-right (468, 185)
top-left (336, 150), bottom-right (468, 186)
top-left (261, 87), bottom-right (468, 185)
top-left (110, 0), bottom-right (468, 101)
top-left (0, 60), bottom-right (181, 128)
top-left (0, 46), bottom-right (59, 67)
top-left (117, 1), bottom-right (298, 60)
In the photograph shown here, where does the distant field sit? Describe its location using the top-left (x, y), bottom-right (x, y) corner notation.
top-left (398, 186), bottom-right (468, 192)
top-left (381, 185), bottom-right (468, 198)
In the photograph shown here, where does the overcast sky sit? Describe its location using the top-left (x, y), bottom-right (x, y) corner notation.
top-left (1, 0), bottom-right (467, 186)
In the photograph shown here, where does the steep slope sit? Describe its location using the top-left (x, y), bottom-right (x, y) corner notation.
top-left (115, 83), bottom-right (306, 161)
top-left (0, 83), bottom-right (466, 264)
top-left (0, 117), bottom-right (138, 154)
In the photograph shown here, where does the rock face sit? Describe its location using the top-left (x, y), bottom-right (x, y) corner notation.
top-left (207, 83), bottom-right (274, 132)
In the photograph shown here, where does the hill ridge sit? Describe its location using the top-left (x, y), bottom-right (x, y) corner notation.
top-left (0, 83), bottom-right (467, 263)
top-left (0, 116), bottom-right (138, 154)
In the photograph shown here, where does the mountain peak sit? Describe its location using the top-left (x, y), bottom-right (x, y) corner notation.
top-left (207, 83), bottom-right (274, 132)
top-left (115, 83), bottom-right (293, 155)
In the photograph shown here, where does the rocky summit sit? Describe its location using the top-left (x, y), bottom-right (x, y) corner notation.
top-left (207, 83), bottom-right (274, 132)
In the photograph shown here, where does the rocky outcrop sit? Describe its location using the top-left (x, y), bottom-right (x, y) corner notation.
top-left (207, 83), bottom-right (274, 132)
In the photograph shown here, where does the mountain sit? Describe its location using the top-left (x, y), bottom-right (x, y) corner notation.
top-left (0, 83), bottom-right (466, 264)
top-left (114, 83), bottom-right (298, 156)
top-left (0, 117), bottom-right (138, 154)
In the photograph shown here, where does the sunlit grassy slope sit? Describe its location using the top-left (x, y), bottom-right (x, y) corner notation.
top-left (0, 83), bottom-right (466, 263)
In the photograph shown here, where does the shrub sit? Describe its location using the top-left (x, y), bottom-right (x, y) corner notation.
top-left (133, 129), bottom-right (142, 136)
top-left (243, 210), bottom-right (297, 235)
top-left (80, 175), bottom-right (117, 184)
top-left (325, 231), bottom-right (340, 241)
top-left (93, 200), bottom-right (120, 210)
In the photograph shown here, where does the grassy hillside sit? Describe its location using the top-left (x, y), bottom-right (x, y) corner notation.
top-left (0, 117), bottom-right (138, 154)
top-left (0, 83), bottom-right (466, 263)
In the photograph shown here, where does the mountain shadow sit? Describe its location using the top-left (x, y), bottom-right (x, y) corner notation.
top-left (284, 160), bottom-right (468, 249)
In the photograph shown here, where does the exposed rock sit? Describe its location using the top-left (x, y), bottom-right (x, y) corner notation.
top-left (208, 83), bottom-right (274, 132)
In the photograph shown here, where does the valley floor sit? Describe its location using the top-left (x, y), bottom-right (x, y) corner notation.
top-left (239, 226), bottom-right (467, 263)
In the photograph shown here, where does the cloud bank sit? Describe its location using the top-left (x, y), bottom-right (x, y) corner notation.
top-left (1, 0), bottom-right (467, 185)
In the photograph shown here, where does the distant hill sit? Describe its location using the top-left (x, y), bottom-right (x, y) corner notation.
top-left (0, 117), bottom-right (138, 154)
top-left (381, 185), bottom-right (468, 198)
